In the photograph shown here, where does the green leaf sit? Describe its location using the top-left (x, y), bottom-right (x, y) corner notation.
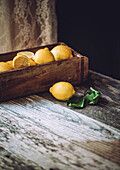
top-left (67, 95), bottom-right (85, 108)
top-left (67, 87), bottom-right (100, 108)
top-left (86, 87), bottom-right (100, 105)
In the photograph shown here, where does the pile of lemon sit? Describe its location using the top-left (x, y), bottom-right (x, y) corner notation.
top-left (0, 51), bottom-right (35, 73)
top-left (0, 45), bottom-right (75, 101)
top-left (0, 45), bottom-right (73, 73)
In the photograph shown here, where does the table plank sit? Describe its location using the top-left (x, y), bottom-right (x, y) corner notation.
top-left (0, 70), bottom-right (120, 169)
top-left (40, 70), bottom-right (120, 130)
top-left (0, 95), bottom-right (120, 169)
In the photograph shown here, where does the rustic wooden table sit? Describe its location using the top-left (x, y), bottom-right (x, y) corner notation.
top-left (0, 70), bottom-right (120, 170)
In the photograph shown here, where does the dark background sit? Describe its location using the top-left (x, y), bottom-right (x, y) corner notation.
top-left (56, 1), bottom-right (120, 80)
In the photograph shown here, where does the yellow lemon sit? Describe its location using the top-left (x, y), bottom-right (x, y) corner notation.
top-left (34, 47), bottom-right (55, 64)
top-left (49, 82), bottom-right (75, 101)
top-left (51, 45), bottom-right (73, 61)
top-left (6, 60), bottom-right (14, 69)
top-left (0, 62), bottom-right (13, 73)
top-left (13, 55), bottom-right (30, 69)
top-left (29, 58), bottom-right (36, 66)
top-left (17, 51), bottom-right (34, 59)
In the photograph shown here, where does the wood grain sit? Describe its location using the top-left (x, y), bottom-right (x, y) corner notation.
top-left (0, 70), bottom-right (120, 169)
top-left (0, 96), bottom-right (120, 164)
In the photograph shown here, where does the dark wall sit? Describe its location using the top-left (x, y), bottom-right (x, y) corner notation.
top-left (56, 1), bottom-right (120, 80)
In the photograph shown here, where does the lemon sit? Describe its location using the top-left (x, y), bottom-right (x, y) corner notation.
top-left (17, 51), bottom-right (34, 59)
top-left (34, 47), bottom-right (55, 64)
top-left (13, 55), bottom-right (30, 69)
top-left (51, 45), bottom-right (73, 61)
top-left (6, 60), bottom-right (14, 69)
top-left (0, 62), bottom-right (13, 73)
top-left (29, 58), bottom-right (36, 66)
top-left (49, 82), bottom-right (75, 101)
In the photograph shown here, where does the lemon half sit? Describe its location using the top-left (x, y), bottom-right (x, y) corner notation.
top-left (13, 55), bottom-right (30, 69)
top-left (17, 51), bottom-right (34, 59)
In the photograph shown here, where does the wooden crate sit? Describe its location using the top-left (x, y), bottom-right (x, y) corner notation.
top-left (0, 42), bottom-right (88, 102)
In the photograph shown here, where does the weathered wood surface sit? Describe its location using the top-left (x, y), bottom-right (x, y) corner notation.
top-left (0, 42), bottom-right (88, 102)
top-left (0, 70), bottom-right (120, 170)
top-left (41, 70), bottom-right (120, 130)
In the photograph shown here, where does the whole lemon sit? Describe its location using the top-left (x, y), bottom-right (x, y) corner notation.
top-left (51, 45), bottom-right (73, 61)
top-left (49, 82), bottom-right (75, 101)
top-left (6, 60), bottom-right (14, 69)
top-left (34, 47), bottom-right (55, 64)
top-left (0, 62), bottom-right (13, 73)
top-left (29, 58), bottom-right (36, 66)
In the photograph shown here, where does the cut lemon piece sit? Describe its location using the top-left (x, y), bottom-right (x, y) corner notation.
top-left (17, 51), bottom-right (34, 59)
top-left (13, 55), bottom-right (30, 69)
